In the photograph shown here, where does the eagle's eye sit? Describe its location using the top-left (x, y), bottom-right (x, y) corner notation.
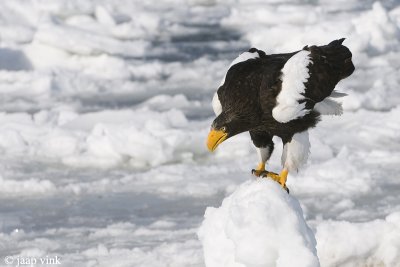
top-left (220, 126), bottom-right (226, 132)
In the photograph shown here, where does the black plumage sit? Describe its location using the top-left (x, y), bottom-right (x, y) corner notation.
top-left (212, 38), bottom-right (354, 143)
top-left (207, 39), bottom-right (355, 190)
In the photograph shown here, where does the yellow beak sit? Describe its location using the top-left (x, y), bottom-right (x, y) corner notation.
top-left (207, 129), bottom-right (228, 152)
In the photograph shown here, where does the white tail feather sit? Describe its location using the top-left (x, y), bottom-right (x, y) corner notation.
top-left (314, 98), bottom-right (343, 116)
top-left (329, 90), bottom-right (348, 98)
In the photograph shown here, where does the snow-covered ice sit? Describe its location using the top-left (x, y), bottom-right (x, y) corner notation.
top-left (0, 0), bottom-right (400, 266)
top-left (198, 179), bottom-right (319, 267)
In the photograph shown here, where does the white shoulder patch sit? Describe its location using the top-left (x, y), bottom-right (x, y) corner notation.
top-left (314, 98), bottom-right (343, 116)
top-left (272, 50), bottom-right (312, 123)
top-left (212, 92), bottom-right (222, 116)
top-left (220, 50), bottom-right (259, 86)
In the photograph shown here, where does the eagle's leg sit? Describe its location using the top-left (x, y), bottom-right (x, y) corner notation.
top-left (268, 131), bottom-right (310, 193)
top-left (249, 131), bottom-right (275, 177)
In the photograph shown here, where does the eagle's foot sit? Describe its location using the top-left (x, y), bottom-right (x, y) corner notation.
top-left (251, 169), bottom-right (268, 177)
top-left (261, 170), bottom-right (290, 194)
top-left (251, 163), bottom-right (289, 193)
top-left (251, 162), bottom-right (267, 177)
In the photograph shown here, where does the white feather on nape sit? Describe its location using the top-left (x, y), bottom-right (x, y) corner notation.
top-left (281, 131), bottom-right (310, 172)
top-left (229, 51), bottom-right (260, 68)
top-left (220, 50), bottom-right (260, 86)
top-left (212, 92), bottom-right (222, 116)
top-left (272, 50), bottom-right (312, 123)
top-left (314, 97), bottom-right (343, 116)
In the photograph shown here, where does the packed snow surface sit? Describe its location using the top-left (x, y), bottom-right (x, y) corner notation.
top-left (0, 0), bottom-right (400, 266)
top-left (198, 179), bottom-right (319, 267)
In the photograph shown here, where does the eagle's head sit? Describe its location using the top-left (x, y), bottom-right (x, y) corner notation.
top-left (325, 38), bottom-right (355, 80)
top-left (341, 56), bottom-right (355, 80)
top-left (207, 113), bottom-right (253, 152)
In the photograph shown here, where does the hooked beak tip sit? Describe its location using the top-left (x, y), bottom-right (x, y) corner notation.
top-left (207, 129), bottom-right (228, 152)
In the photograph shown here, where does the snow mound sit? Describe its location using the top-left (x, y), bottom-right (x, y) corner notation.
top-left (198, 179), bottom-right (320, 267)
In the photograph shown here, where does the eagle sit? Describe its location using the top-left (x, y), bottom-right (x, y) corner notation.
top-left (206, 38), bottom-right (354, 192)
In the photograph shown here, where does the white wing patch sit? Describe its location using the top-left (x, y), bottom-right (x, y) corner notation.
top-left (220, 50), bottom-right (260, 86)
top-left (212, 92), bottom-right (222, 116)
top-left (272, 50), bottom-right (312, 123)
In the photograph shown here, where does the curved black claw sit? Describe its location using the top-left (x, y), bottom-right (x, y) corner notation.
top-left (284, 186), bottom-right (290, 194)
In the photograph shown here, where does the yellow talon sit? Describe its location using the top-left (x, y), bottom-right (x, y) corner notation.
top-left (265, 172), bottom-right (280, 183)
top-left (264, 169), bottom-right (289, 193)
top-left (279, 169), bottom-right (288, 187)
top-left (252, 164), bottom-right (289, 193)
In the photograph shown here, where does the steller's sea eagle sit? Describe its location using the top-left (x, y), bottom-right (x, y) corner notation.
top-left (206, 38), bottom-right (355, 192)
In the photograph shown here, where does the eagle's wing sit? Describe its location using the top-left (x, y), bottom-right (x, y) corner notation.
top-left (272, 39), bottom-right (353, 123)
